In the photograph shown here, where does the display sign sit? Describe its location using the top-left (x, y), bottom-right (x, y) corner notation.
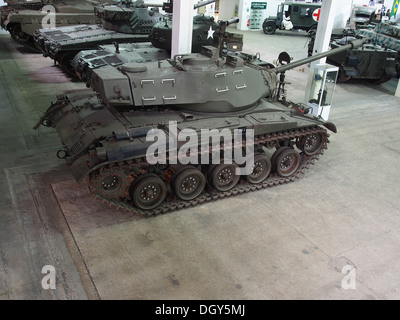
top-left (251, 2), bottom-right (267, 10)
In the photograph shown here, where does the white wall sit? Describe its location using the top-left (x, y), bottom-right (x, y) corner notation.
top-left (218, 0), bottom-right (239, 21)
top-left (235, 0), bottom-right (283, 30)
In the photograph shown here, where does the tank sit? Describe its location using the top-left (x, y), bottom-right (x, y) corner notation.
top-left (149, 12), bottom-right (243, 54)
top-left (308, 29), bottom-right (398, 83)
top-left (34, 36), bottom-right (365, 217)
top-left (0, 0), bottom-right (113, 52)
top-left (33, 0), bottom-right (163, 68)
top-left (150, 13), bottom-right (219, 53)
top-left (353, 5), bottom-right (377, 28)
top-left (355, 22), bottom-right (400, 78)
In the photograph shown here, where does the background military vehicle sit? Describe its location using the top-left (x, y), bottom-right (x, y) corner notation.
top-left (308, 28), bottom-right (398, 83)
top-left (353, 5), bottom-right (377, 28)
top-left (262, 1), bottom-right (320, 35)
top-left (34, 0), bottom-right (162, 68)
top-left (356, 22), bottom-right (400, 78)
top-left (0, 0), bottom-right (114, 51)
top-left (35, 30), bottom-right (364, 216)
top-left (150, 0), bottom-right (242, 54)
top-left (149, 13), bottom-right (243, 54)
top-left (150, 13), bottom-right (219, 53)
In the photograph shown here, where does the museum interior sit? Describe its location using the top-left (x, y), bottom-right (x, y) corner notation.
top-left (0, 0), bottom-right (400, 302)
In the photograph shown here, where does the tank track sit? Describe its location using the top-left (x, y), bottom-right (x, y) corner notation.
top-left (9, 30), bottom-right (41, 52)
top-left (88, 126), bottom-right (329, 217)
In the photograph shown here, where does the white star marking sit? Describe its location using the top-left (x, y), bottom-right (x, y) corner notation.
top-left (207, 26), bottom-right (215, 39)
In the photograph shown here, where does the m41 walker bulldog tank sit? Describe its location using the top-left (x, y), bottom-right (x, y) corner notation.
top-left (35, 36), bottom-right (365, 217)
top-left (0, 0), bottom-right (114, 51)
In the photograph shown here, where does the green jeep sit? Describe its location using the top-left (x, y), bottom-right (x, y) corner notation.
top-left (262, 1), bottom-right (321, 35)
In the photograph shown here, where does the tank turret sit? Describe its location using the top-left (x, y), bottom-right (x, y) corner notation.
top-left (71, 17), bottom-right (241, 84)
top-left (150, 0), bottom-right (243, 54)
top-left (89, 39), bottom-right (364, 112)
top-left (34, 38), bottom-right (365, 216)
top-left (150, 13), bottom-right (220, 53)
top-left (0, 0), bottom-right (114, 51)
top-left (95, 0), bottom-right (162, 34)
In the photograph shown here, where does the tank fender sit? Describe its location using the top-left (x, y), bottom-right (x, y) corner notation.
top-left (263, 17), bottom-right (277, 26)
top-left (322, 121), bottom-right (337, 133)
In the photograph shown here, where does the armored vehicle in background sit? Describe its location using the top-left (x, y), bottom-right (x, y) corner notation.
top-left (263, 1), bottom-right (320, 35)
top-left (149, 13), bottom-right (243, 54)
top-left (353, 5), bottom-right (376, 28)
top-left (35, 31), bottom-right (364, 216)
top-left (308, 28), bottom-right (398, 83)
top-left (356, 22), bottom-right (400, 78)
top-left (0, 0), bottom-right (113, 51)
top-left (150, 13), bottom-right (219, 53)
top-left (327, 35), bottom-right (397, 83)
top-left (34, 0), bottom-right (162, 68)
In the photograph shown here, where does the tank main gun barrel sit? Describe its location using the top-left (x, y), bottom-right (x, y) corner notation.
top-left (270, 38), bottom-right (366, 74)
top-left (224, 17), bottom-right (240, 26)
top-left (194, 0), bottom-right (217, 10)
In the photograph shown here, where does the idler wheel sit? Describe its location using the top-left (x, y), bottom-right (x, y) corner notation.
top-left (130, 174), bottom-right (167, 210)
top-left (94, 169), bottom-right (127, 199)
top-left (171, 167), bottom-right (206, 201)
top-left (299, 132), bottom-right (323, 156)
top-left (246, 154), bottom-right (272, 184)
top-left (210, 163), bottom-right (240, 192)
top-left (275, 148), bottom-right (301, 177)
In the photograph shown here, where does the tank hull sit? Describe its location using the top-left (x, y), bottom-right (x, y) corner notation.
top-left (356, 22), bottom-right (400, 78)
top-left (34, 24), bottom-right (151, 65)
top-left (36, 87), bottom-right (333, 216)
top-left (1, 0), bottom-right (112, 51)
top-left (308, 31), bottom-right (398, 82)
top-left (33, 3), bottom-right (162, 67)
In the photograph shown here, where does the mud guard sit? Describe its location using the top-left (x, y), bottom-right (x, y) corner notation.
top-left (322, 122), bottom-right (337, 133)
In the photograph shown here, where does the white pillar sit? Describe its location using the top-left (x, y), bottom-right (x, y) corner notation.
top-left (171, 0), bottom-right (195, 58)
top-left (305, 0), bottom-right (352, 120)
top-left (309, 0), bottom-right (338, 67)
top-left (237, 0), bottom-right (251, 31)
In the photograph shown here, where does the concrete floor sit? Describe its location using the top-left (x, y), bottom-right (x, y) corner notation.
top-left (1, 27), bottom-right (400, 300)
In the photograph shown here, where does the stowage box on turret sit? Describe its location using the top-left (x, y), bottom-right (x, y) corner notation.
top-left (35, 36), bottom-right (365, 216)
